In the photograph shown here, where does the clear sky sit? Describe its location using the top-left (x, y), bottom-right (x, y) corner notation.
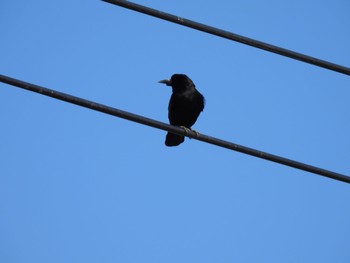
top-left (1, 0), bottom-right (350, 262)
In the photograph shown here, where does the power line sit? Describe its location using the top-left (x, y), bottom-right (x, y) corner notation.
top-left (1, 74), bottom-right (349, 184)
top-left (102, 0), bottom-right (350, 76)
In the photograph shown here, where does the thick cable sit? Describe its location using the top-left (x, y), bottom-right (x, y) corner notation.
top-left (1, 74), bottom-right (349, 183)
top-left (102, 0), bottom-right (350, 76)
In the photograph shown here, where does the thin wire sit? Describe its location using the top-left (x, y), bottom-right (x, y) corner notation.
top-left (102, 0), bottom-right (350, 76)
top-left (1, 74), bottom-right (349, 184)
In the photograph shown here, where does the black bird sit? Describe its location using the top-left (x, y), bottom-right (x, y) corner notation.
top-left (159, 74), bottom-right (205, 146)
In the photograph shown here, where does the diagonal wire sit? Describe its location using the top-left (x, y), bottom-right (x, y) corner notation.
top-left (102, 0), bottom-right (350, 76)
top-left (1, 74), bottom-right (349, 184)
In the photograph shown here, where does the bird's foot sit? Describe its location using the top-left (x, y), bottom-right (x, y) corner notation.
top-left (191, 129), bottom-right (200, 138)
top-left (179, 126), bottom-right (191, 135)
top-left (179, 126), bottom-right (200, 139)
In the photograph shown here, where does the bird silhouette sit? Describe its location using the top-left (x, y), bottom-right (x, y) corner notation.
top-left (159, 74), bottom-right (205, 146)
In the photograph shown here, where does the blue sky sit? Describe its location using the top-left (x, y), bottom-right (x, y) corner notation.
top-left (1, 0), bottom-right (350, 262)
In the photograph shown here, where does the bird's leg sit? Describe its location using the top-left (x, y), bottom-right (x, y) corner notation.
top-left (191, 129), bottom-right (200, 138)
top-left (179, 126), bottom-right (200, 139)
top-left (179, 126), bottom-right (191, 135)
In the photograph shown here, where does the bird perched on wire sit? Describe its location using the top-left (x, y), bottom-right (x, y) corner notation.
top-left (159, 74), bottom-right (205, 146)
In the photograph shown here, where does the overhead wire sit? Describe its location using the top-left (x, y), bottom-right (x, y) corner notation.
top-left (1, 2), bottom-right (349, 183)
top-left (1, 74), bottom-right (349, 184)
top-left (102, 0), bottom-right (350, 76)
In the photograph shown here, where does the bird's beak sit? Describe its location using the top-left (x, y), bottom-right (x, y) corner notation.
top-left (158, 79), bottom-right (172, 86)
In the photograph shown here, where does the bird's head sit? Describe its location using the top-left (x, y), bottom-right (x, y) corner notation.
top-left (159, 74), bottom-right (195, 92)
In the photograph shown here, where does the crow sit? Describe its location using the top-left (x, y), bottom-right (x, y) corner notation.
top-left (159, 74), bottom-right (205, 146)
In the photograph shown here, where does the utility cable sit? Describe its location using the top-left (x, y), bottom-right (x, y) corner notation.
top-left (102, 0), bottom-right (350, 76)
top-left (1, 74), bottom-right (349, 184)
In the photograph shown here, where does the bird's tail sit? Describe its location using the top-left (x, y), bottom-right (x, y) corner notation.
top-left (165, 132), bottom-right (184, 147)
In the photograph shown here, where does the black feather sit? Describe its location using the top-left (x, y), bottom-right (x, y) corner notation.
top-left (160, 74), bottom-right (205, 147)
